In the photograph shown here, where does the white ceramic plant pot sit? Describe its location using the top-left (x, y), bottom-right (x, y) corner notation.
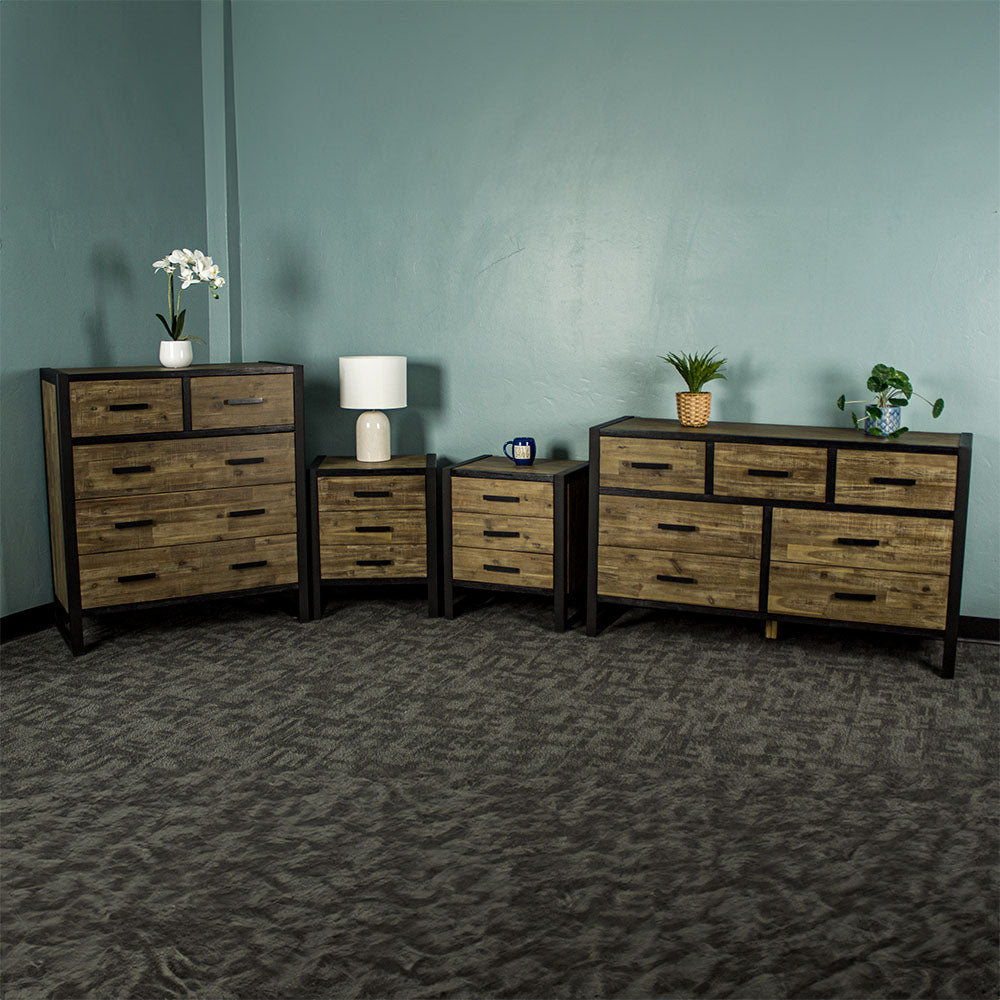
top-left (159, 339), bottom-right (193, 369)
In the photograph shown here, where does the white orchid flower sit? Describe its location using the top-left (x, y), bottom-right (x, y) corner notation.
top-left (152, 257), bottom-right (175, 273)
top-left (168, 249), bottom-right (187, 265)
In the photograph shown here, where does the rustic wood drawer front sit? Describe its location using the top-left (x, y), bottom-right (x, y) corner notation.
top-left (714, 443), bottom-right (827, 501)
top-left (75, 484), bottom-right (297, 554)
top-left (189, 374), bottom-right (295, 429)
top-left (78, 534), bottom-right (298, 609)
top-left (317, 508), bottom-right (426, 547)
top-left (834, 450), bottom-right (957, 511)
top-left (320, 543), bottom-right (426, 580)
top-left (69, 379), bottom-right (183, 437)
top-left (452, 511), bottom-right (553, 554)
top-left (770, 508), bottom-right (952, 576)
top-left (451, 477), bottom-right (553, 518)
top-left (318, 475), bottom-right (426, 512)
top-left (599, 437), bottom-right (705, 493)
top-left (598, 545), bottom-right (759, 611)
top-left (453, 546), bottom-right (554, 590)
top-left (73, 433), bottom-right (295, 498)
top-left (599, 495), bottom-right (762, 559)
top-left (768, 562), bottom-right (948, 630)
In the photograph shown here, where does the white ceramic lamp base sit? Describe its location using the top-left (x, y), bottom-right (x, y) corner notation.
top-left (355, 410), bottom-right (391, 462)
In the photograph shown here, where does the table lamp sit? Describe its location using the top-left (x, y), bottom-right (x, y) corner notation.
top-left (339, 355), bottom-right (407, 462)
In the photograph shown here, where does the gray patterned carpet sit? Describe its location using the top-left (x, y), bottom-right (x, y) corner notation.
top-left (1, 595), bottom-right (997, 999)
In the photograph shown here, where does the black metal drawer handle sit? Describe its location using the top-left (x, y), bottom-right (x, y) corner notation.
top-left (108, 403), bottom-right (150, 412)
top-left (658, 523), bottom-right (697, 533)
top-left (355, 525), bottom-right (392, 533)
top-left (354, 490), bottom-right (392, 498)
top-left (484, 563), bottom-right (520, 574)
top-left (224, 397), bottom-right (265, 406)
top-left (228, 508), bottom-right (266, 519)
top-left (657, 574), bottom-right (696, 585)
top-left (114, 519), bottom-right (154, 530)
top-left (117, 572), bottom-right (156, 583)
top-left (836, 537), bottom-right (880, 547)
top-left (747, 469), bottom-right (790, 478)
top-left (482, 494), bottom-right (520, 503)
top-left (112, 465), bottom-right (152, 475)
top-left (357, 559), bottom-right (392, 567)
top-left (631, 461), bottom-right (673, 470)
top-left (226, 457), bottom-right (265, 466)
top-left (484, 529), bottom-right (520, 538)
top-left (870, 476), bottom-right (917, 487)
top-left (833, 592), bottom-right (877, 602)
top-left (231, 560), bottom-right (268, 570)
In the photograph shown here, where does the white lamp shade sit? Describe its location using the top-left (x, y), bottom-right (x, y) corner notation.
top-left (339, 355), bottom-right (407, 410)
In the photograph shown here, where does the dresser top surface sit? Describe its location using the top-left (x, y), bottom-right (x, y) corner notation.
top-left (453, 456), bottom-right (587, 479)
top-left (315, 454), bottom-right (430, 473)
top-left (601, 416), bottom-right (963, 449)
top-left (41, 362), bottom-right (296, 378)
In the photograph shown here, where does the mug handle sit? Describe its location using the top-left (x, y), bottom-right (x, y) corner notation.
top-left (503, 440), bottom-right (515, 460)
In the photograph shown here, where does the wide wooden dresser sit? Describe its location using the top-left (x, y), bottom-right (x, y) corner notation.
top-left (40, 363), bottom-right (309, 654)
top-left (588, 417), bottom-right (973, 677)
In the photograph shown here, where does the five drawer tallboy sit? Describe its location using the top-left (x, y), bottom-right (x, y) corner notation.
top-left (588, 418), bottom-right (973, 677)
top-left (40, 363), bottom-right (309, 654)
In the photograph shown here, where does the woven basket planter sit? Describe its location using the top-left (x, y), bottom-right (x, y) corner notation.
top-left (676, 391), bottom-right (712, 427)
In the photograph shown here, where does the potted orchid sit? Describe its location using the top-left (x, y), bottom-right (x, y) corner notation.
top-left (152, 249), bottom-right (225, 367)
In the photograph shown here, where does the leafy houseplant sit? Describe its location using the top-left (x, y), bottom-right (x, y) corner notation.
top-left (152, 249), bottom-right (224, 367)
top-left (660, 348), bottom-right (728, 427)
top-left (836, 364), bottom-right (944, 439)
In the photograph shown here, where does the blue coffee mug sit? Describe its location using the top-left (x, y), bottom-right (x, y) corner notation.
top-left (504, 437), bottom-right (536, 465)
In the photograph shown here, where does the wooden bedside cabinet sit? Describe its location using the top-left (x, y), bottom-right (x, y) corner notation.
top-left (443, 456), bottom-right (589, 631)
top-left (40, 363), bottom-right (309, 654)
top-left (308, 454), bottom-right (441, 618)
top-left (589, 417), bottom-right (973, 678)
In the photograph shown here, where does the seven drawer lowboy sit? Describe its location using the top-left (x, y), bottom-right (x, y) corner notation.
top-left (40, 363), bottom-right (309, 654)
top-left (309, 454), bottom-right (441, 618)
top-left (588, 417), bottom-right (973, 677)
top-left (443, 456), bottom-right (589, 631)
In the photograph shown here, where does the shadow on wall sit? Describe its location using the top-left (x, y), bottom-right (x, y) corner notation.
top-left (85, 244), bottom-right (132, 364)
top-left (396, 360), bottom-right (444, 455)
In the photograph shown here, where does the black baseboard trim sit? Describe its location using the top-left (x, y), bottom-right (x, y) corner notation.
top-left (2, 601), bottom-right (998, 645)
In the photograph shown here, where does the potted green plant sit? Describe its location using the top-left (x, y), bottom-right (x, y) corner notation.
top-left (836, 364), bottom-right (944, 438)
top-left (659, 347), bottom-right (728, 427)
top-left (152, 249), bottom-right (224, 368)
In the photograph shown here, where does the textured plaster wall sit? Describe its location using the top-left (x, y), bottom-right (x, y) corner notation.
top-left (233, 1), bottom-right (998, 617)
top-left (0, 0), bottom-right (207, 617)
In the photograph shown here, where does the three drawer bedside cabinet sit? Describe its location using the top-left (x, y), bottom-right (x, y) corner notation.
top-left (443, 456), bottom-right (589, 631)
top-left (40, 363), bottom-right (309, 655)
top-left (588, 417), bottom-right (972, 678)
top-left (308, 454), bottom-right (441, 619)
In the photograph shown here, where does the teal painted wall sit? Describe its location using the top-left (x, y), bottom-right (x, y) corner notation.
top-left (232, 0), bottom-right (998, 617)
top-left (2, 0), bottom-right (997, 621)
top-left (0, 0), bottom-right (207, 617)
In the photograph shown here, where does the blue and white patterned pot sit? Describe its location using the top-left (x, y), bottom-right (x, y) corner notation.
top-left (863, 405), bottom-right (901, 436)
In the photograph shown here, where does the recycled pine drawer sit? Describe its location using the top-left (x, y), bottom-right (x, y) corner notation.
top-left (714, 443), bottom-right (827, 501)
top-left (75, 483), bottom-right (298, 554)
top-left (599, 437), bottom-right (705, 493)
top-left (189, 373), bottom-right (296, 430)
top-left (444, 456), bottom-right (588, 631)
top-left (770, 508), bottom-right (952, 575)
top-left (598, 495), bottom-right (762, 559)
top-left (72, 432), bottom-right (296, 498)
top-left (451, 477), bottom-right (554, 518)
top-left (588, 417), bottom-right (972, 678)
top-left (78, 534), bottom-right (298, 609)
top-left (309, 454), bottom-right (440, 618)
top-left (767, 561), bottom-right (949, 630)
top-left (597, 545), bottom-right (759, 611)
top-left (69, 378), bottom-right (183, 437)
top-left (451, 510), bottom-right (554, 554)
top-left (452, 545), bottom-right (554, 590)
top-left (40, 363), bottom-right (309, 655)
top-left (834, 450), bottom-right (958, 511)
